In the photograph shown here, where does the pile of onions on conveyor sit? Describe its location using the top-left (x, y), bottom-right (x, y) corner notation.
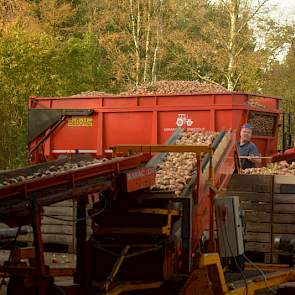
top-left (152, 129), bottom-right (217, 196)
top-left (0, 158), bottom-right (108, 187)
top-left (242, 161), bottom-right (295, 176)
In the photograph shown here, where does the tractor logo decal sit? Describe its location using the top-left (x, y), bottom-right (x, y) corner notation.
top-left (164, 114), bottom-right (195, 132)
top-left (176, 114), bottom-right (194, 127)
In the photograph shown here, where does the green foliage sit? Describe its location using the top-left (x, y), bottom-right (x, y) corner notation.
top-left (263, 43), bottom-right (295, 116)
top-left (0, 23), bottom-right (111, 169)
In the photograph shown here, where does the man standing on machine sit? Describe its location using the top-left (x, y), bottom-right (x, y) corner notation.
top-left (237, 123), bottom-right (261, 169)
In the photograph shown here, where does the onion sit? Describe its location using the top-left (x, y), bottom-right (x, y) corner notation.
top-left (153, 129), bottom-right (217, 196)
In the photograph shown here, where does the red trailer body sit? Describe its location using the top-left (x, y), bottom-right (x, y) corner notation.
top-left (28, 92), bottom-right (281, 162)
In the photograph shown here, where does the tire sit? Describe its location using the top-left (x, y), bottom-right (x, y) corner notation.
top-left (176, 118), bottom-right (184, 127)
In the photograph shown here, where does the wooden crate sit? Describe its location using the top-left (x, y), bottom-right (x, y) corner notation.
top-left (225, 188), bottom-right (273, 260)
top-left (228, 174), bottom-right (272, 193)
top-left (226, 174), bottom-right (295, 263)
top-left (227, 174), bottom-right (273, 262)
top-left (274, 175), bottom-right (295, 194)
top-left (272, 176), bottom-right (295, 262)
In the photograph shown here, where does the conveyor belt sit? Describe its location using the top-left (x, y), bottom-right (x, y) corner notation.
top-left (146, 129), bottom-right (227, 197)
top-left (0, 153), bottom-right (150, 225)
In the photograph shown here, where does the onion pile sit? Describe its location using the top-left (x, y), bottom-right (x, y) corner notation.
top-left (153, 129), bottom-right (217, 196)
top-left (248, 113), bottom-right (275, 137)
top-left (122, 81), bottom-right (227, 95)
top-left (71, 91), bottom-right (111, 97)
top-left (242, 161), bottom-right (295, 175)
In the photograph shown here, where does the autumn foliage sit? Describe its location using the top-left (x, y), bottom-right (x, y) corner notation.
top-left (0, 0), bottom-right (293, 169)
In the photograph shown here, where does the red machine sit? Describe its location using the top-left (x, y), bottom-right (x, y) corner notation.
top-left (271, 147), bottom-right (295, 163)
top-left (0, 129), bottom-right (237, 294)
top-left (28, 92), bottom-right (281, 163)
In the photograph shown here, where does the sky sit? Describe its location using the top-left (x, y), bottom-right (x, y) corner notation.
top-left (268, 0), bottom-right (295, 23)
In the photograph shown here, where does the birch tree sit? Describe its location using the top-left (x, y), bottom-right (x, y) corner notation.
top-left (175, 0), bottom-right (288, 91)
top-left (86, 0), bottom-right (165, 88)
top-left (214, 0), bottom-right (270, 90)
top-left (128, 0), bottom-right (164, 85)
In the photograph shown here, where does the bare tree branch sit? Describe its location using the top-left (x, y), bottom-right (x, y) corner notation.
top-left (143, 0), bottom-right (151, 83)
top-left (233, 73), bottom-right (241, 90)
top-left (207, 21), bottom-right (230, 50)
top-left (136, 0), bottom-right (141, 42)
top-left (193, 71), bottom-right (223, 87)
top-left (219, 0), bottom-right (231, 14)
top-left (129, 0), bottom-right (141, 86)
top-left (235, 42), bottom-right (248, 58)
top-left (152, 26), bottom-right (160, 82)
top-left (152, 0), bottom-right (163, 82)
top-left (237, 0), bottom-right (269, 34)
top-left (165, 42), bottom-right (223, 86)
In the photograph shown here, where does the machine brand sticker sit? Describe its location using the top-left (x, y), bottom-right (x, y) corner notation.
top-left (164, 113), bottom-right (195, 132)
top-left (126, 167), bottom-right (155, 180)
top-left (126, 167), bottom-right (156, 192)
top-left (68, 117), bottom-right (93, 127)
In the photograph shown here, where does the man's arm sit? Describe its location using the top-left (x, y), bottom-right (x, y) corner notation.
top-left (248, 143), bottom-right (261, 165)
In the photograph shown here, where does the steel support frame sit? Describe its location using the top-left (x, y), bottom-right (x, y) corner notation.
top-left (31, 201), bottom-right (50, 295)
top-left (114, 144), bottom-right (212, 155)
top-left (74, 195), bottom-right (87, 289)
top-left (137, 195), bottom-right (193, 274)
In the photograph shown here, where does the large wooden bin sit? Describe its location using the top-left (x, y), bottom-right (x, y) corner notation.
top-left (226, 174), bottom-right (295, 263)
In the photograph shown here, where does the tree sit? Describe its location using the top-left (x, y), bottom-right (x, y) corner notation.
top-left (0, 0), bottom-right (294, 168)
top-left (128, 0), bottom-right (164, 84)
top-left (0, 12), bottom-right (112, 168)
top-left (164, 0), bottom-right (293, 92)
top-left (263, 41), bottom-right (295, 113)
top-left (221, 0), bottom-right (270, 90)
top-left (82, 0), bottom-right (167, 88)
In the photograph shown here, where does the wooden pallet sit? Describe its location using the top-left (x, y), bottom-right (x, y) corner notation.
top-left (18, 200), bottom-right (92, 253)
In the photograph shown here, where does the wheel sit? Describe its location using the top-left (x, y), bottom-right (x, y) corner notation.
top-left (186, 119), bottom-right (193, 127)
top-left (176, 118), bottom-right (184, 127)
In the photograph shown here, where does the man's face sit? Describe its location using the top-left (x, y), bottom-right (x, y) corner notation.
top-left (240, 127), bottom-right (252, 142)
